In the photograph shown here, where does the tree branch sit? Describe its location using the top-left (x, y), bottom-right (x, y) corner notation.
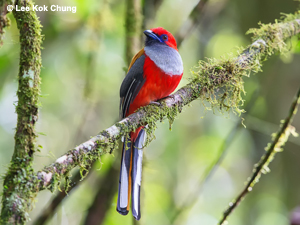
top-left (170, 90), bottom-right (260, 223)
top-left (36, 15), bottom-right (300, 192)
top-left (219, 86), bottom-right (300, 225)
top-left (0, 0), bottom-right (42, 223)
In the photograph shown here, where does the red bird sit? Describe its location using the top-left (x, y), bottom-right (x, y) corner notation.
top-left (117, 27), bottom-right (183, 220)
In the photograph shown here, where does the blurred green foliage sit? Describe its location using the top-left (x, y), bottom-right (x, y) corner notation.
top-left (0, 0), bottom-right (300, 224)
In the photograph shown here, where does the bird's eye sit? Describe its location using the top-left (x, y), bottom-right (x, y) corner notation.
top-left (162, 35), bottom-right (168, 41)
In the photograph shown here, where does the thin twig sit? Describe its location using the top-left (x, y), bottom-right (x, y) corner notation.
top-left (170, 90), bottom-right (259, 223)
top-left (219, 87), bottom-right (300, 225)
top-left (246, 115), bottom-right (300, 146)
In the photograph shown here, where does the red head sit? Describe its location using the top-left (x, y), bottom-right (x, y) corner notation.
top-left (144, 27), bottom-right (178, 50)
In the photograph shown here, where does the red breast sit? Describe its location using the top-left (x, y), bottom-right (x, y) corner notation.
top-left (120, 28), bottom-right (183, 141)
top-left (128, 55), bottom-right (182, 116)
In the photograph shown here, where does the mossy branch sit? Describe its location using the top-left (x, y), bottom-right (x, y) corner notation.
top-left (0, 0), bottom-right (42, 224)
top-left (36, 14), bottom-right (300, 191)
top-left (219, 86), bottom-right (300, 225)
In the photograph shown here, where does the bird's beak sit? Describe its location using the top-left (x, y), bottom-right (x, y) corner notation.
top-left (143, 30), bottom-right (162, 42)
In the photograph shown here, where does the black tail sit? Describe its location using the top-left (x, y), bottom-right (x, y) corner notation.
top-left (117, 129), bottom-right (146, 220)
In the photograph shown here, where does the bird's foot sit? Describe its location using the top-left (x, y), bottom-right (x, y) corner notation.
top-left (149, 95), bottom-right (175, 107)
top-left (160, 95), bottom-right (175, 101)
top-left (149, 101), bottom-right (161, 106)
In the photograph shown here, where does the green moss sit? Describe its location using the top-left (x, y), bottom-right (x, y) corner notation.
top-left (1, 157), bottom-right (39, 224)
top-left (190, 11), bottom-right (300, 117)
top-left (191, 56), bottom-right (248, 116)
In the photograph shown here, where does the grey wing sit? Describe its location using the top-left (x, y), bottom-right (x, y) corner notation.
top-left (119, 55), bottom-right (146, 119)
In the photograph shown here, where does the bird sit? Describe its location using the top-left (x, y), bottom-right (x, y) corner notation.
top-left (117, 27), bottom-right (183, 220)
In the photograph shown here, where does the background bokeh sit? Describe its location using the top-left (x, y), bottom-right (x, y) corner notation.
top-left (0, 0), bottom-right (300, 224)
